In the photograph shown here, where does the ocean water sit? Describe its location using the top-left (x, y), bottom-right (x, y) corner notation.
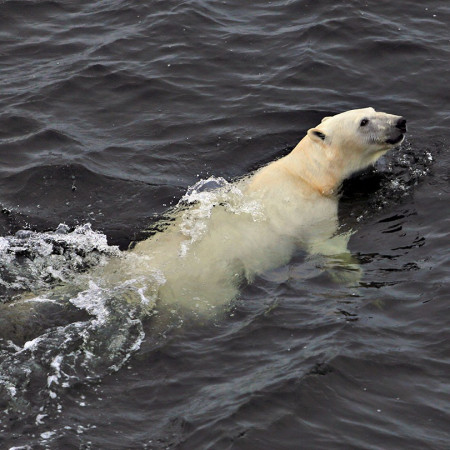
top-left (0, 0), bottom-right (449, 448)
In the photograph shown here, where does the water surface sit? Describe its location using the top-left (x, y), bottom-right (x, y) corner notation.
top-left (0, 0), bottom-right (449, 448)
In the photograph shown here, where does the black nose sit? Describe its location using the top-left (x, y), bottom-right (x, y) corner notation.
top-left (396, 117), bottom-right (407, 133)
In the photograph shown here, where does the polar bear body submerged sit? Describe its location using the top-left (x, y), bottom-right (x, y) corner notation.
top-left (0, 107), bottom-right (408, 400)
top-left (95, 107), bottom-right (406, 314)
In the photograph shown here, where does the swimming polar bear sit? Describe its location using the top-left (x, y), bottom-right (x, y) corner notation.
top-left (0, 107), bottom-right (407, 389)
top-left (94, 107), bottom-right (407, 315)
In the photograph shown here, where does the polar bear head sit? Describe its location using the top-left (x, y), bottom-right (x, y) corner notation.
top-left (306, 107), bottom-right (407, 173)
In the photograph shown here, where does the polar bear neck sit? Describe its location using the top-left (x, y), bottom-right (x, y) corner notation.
top-left (282, 136), bottom-right (354, 196)
top-left (247, 135), bottom-right (373, 198)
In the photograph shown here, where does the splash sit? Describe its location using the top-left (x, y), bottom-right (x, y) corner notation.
top-left (177, 176), bottom-right (264, 257)
top-left (0, 224), bottom-right (143, 429)
top-left (0, 279), bottom-right (148, 425)
top-left (0, 223), bottom-right (120, 297)
top-left (375, 141), bottom-right (433, 200)
top-left (0, 178), bottom-right (265, 426)
top-left (347, 141), bottom-right (434, 224)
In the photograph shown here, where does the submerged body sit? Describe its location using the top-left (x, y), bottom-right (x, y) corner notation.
top-left (1, 107), bottom-right (407, 336)
top-left (0, 107), bottom-right (407, 406)
top-left (98, 177), bottom-right (338, 313)
top-left (94, 107), bottom-right (407, 314)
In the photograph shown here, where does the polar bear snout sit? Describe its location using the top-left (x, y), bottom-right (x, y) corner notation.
top-left (385, 116), bottom-right (406, 145)
top-left (396, 117), bottom-right (407, 133)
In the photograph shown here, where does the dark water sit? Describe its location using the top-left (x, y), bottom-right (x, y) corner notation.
top-left (1, 0), bottom-right (449, 448)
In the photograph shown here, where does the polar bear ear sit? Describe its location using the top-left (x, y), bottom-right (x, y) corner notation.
top-left (307, 128), bottom-right (327, 143)
top-left (321, 116), bottom-right (332, 123)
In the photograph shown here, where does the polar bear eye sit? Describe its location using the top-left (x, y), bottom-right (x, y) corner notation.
top-left (360, 119), bottom-right (369, 127)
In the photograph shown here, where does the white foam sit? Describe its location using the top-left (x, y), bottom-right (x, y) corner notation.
top-left (70, 281), bottom-right (110, 324)
top-left (47, 355), bottom-right (64, 387)
top-left (0, 237), bottom-right (8, 252)
top-left (0, 223), bottom-right (120, 293)
top-left (23, 335), bottom-right (45, 352)
top-left (40, 430), bottom-right (56, 440)
top-left (35, 413), bottom-right (47, 425)
top-left (177, 176), bottom-right (264, 257)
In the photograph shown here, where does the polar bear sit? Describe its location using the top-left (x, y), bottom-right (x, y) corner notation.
top-left (0, 107), bottom-right (406, 371)
top-left (2, 107), bottom-right (407, 323)
top-left (95, 107), bottom-right (407, 314)
top-left (0, 107), bottom-right (407, 404)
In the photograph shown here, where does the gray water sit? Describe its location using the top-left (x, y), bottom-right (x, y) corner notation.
top-left (0, 1), bottom-right (449, 448)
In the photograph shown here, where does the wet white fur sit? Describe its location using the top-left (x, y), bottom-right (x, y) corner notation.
top-left (95, 107), bottom-right (405, 314)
